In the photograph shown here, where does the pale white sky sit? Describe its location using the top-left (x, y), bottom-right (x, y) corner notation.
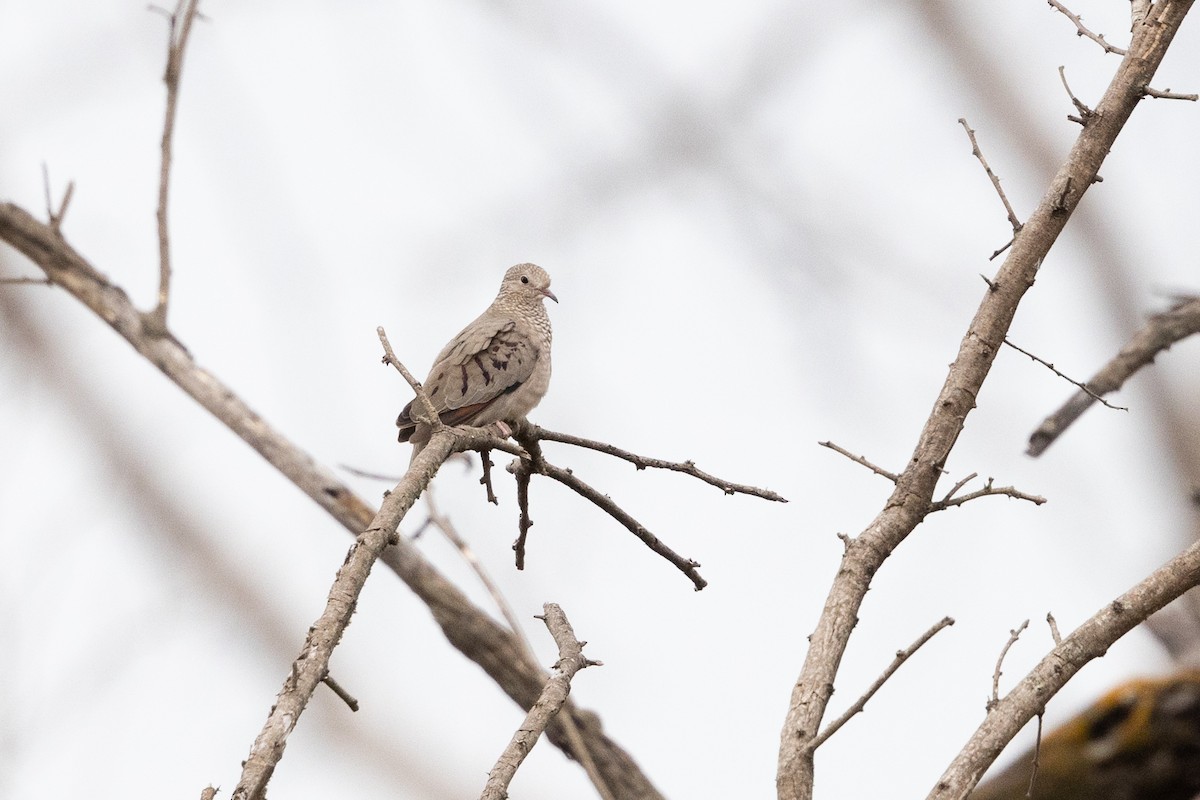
top-left (2, 2), bottom-right (1199, 798)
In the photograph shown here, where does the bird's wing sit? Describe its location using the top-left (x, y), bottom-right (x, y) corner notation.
top-left (396, 316), bottom-right (540, 438)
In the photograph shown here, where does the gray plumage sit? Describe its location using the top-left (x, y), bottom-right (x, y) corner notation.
top-left (397, 263), bottom-right (556, 457)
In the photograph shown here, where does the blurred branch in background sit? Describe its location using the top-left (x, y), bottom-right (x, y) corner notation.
top-left (1028, 295), bottom-right (1200, 456)
top-left (0, 278), bottom-right (460, 798)
top-left (778, 4), bottom-right (1197, 799)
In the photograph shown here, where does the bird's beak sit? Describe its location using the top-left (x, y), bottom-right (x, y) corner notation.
top-left (541, 287), bottom-right (559, 303)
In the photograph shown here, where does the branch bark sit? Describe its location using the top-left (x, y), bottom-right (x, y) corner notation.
top-left (0, 203), bottom-right (665, 800)
top-left (929, 536), bottom-right (1200, 799)
top-left (776, 5), bottom-right (1194, 799)
top-left (480, 604), bottom-right (598, 800)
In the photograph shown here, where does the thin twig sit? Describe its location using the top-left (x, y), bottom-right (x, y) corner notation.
top-left (1045, 612), bottom-right (1062, 645)
top-left (513, 430), bottom-right (708, 590)
top-left (804, 616), bottom-right (955, 754)
top-left (514, 461), bottom-right (533, 570)
top-left (1028, 295), bottom-right (1200, 456)
top-left (1004, 337), bottom-right (1127, 410)
top-left (988, 620), bottom-right (1029, 712)
top-left (529, 423), bottom-right (787, 502)
top-left (377, 326), bottom-right (442, 430)
top-left (320, 673), bottom-right (360, 712)
top-left (1058, 66), bottom-right (1095, 125)
top-left (480, 604), bottom-right (599, 800)
top-left (818, 440), bottom-right (899, 483)
top-left (959, 118), bottom-right (1022, 233)
top-left (148, 0), bottom-right (203, 334)
top-left (938, 472), bottom-right (978, 506)
top-left (1144, 85), bottom-right (1200, 100)
top-left (930, 475), bottom-right (1047, 511)
top-left (1047, 0), bottom-right (1128, 54)
top-left (40, 163), bottom-right (74, 235)
top-left (1026, 711), bottom-right (1045, 797)
top-left (479, 448), bottom-right (498, 504)
top-left (988, 237), bottom-right (1015, 262)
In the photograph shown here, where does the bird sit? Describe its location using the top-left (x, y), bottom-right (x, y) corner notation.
top-left (396, 263), bottom-right (556, 459)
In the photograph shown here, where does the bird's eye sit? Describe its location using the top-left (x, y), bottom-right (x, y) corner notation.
top-left (520, 276), bottom-right (529, 284)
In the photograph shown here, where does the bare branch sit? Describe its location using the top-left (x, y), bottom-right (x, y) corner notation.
top-left (988, 620), bottom-right (1029, 712)
top-left (0, 203), bottom-right (666, 799)
top-left (40, 163), bottom-right (74, 234)
top-left (479, 448), bottom-right (499, 504)
top-left (930, 533), bottom-right (1200, 799)
top-left (513, 429), bottom-right (708, 591)
top-left (1045, 612), bottom-right (1062, 645)
top-left (958, 118), bottom-right (1022, 232)
top-left (1144, 85), bottom-right (1200, 100)
top-left (1047, 0), bottom-right (1129, 54)
top-left (425, 494), bottom-right (616, 800)
top-left (930, 475), bottom-right (1047, 512)
top-left (1027, 712), bottom-right (1045, 797)
top-left (1004, 337), bottom-right (1128, 410)
top-left (233, 432), bottom-right (460, 800)
top-left (529, 423), bottom-right (787, 502)
top-left (1028, 295), bottom-right (1200, 456)
top-left (378, 325), bottom-right (442, 430)
top-left (147, 0), bottom-right (203, 334)
top-left (818, 440), bottom-right (899, 483)
top-left (320, 673), bottom-right (359, 712)
top-left (804, 616), bottom-right (955, 754)
top-left (481, 604), bottom-right (599, 800)
top-left (514, 458), bottom-right (533, 570)
top-left (1058, 65), bottom-right (1096, 125)
top-left (778, 7), bottom-right (1195, 797)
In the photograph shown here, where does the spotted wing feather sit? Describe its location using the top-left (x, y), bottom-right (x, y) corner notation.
top-left (396, 317), bottom-right (538, 441)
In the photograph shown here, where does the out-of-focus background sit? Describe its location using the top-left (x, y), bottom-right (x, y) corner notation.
top-left (2, 2), bottom-right (1199, 797)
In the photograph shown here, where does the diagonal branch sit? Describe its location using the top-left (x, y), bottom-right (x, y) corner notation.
top-left (0, 202), bottom-right (666, 800)
top-left (233, 431), bottom-right (468, 800)
top-left (777, 5), bottom-right (1195, 799)
top-left (513, 428), bottom-right (708, 590)
top-left (1028, 295), bottom-right (1200, 456)
top-left (528, 423), bottom-right (788, 502)
top-left (480, 604), bottom-right (600, 800)
top-left (803, 616), bottom-right (955, 754)
top-left (929, 535), bottom-right (1200, 799)
top-left (1047, 0), bottom-right (1129, 55)
top-left (147, 0), bottom-right (202, 334)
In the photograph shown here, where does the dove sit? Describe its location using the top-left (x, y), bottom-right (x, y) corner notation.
top-left (397, 263), bottom-right (556, 458)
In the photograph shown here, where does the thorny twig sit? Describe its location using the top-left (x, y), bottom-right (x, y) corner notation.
top-left (818, 440), bottom-right (899, 483)
top-left (1004, 337), bottom-right (1128, 411)
top-left (931, 475), bottom-right (1046, 511)
top-left (423, 495), bottom-right (615, 800)
top-left (529, 423), bottom-right (787, 502)
top-left (480, 604), bottom-right (600, 800)
top-left (988, 620), bottom-right (1030, 712)
top-left (513, 429), bottom-right (708, 590)
top-left (1028, 295), bottom-right (1200, 456)
top-left (1047, 0), bottom-right (1128, 54)
top-left (959, 118), bottom-right (1022, 232)
top-left (803, 616), bottom-right (955, 754)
